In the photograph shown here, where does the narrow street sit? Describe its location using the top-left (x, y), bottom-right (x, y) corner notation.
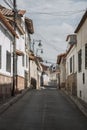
top-left (0, 87), bottom-right (87, 130)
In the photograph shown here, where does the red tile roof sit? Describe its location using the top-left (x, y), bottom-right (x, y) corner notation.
top-left (0, 5), bottom-right (25, 35)
top-left (57, 53), bottom-right (66, 64)
top-left (40, 63), bottom-right (49, 71)
top-left (18, 10), bottom-right (26, 17)
top-left (25, 17), bottom-right (34, 34)
top-left (0, 11), bottom-right (18, 38)
top-left (0, 5), bottom-right (26, 17)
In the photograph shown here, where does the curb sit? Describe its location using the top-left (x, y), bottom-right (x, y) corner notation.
top-left (69, 95), bottom-right (87, 117)
top-left (61, 90), bottom-right (87, 117)
top-left (0, 87), bottom-right (32, 115)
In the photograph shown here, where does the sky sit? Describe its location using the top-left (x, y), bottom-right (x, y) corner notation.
top-left (0, 0), bottom-right (87, 64)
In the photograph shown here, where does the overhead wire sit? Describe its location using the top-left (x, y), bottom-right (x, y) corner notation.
top-left (43, 58), bottom-right (56, 63)
top-left (33, 32), bottom-right (66, 63)
top-left (3, 0), bottom-right (13, 9)
top-left (34, 32), bottom-right (66, 52)
top-left (8, 0), bottom-right (13, 6)
top-left (28, 9), bottom-right (86, 53)
top-left (26, 9), bottom-right (85, 17)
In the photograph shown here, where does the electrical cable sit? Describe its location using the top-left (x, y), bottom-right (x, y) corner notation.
top-left (32, 32), bottom-right (66, 63)
top-left (3, 0), bottom-right (13, 9)
top-left (26, 9), bottom-right (85, 17)
top-left (8, 0), bottom-right (13, 6)
top-left (34, 32), bottom-right (66, 52)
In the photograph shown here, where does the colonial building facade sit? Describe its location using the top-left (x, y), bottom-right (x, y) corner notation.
top-left (0, 11), bottom-right (18, 98)
top-left (75, 10), bottom-right (87, 102)
top-left (57, 53), bottom-right (66, 89)
top-left (0, 5), bottom-right (34, 99)
top-left (57, 10), bottom-right (87, 103)
top-left (66, 34), bottom-right (77, 96)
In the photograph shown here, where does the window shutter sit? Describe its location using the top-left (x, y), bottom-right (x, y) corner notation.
top-left (6, 51), bottom-right (11, 72)
top-left (85, 43), bottom-right (87, 68)
top-left (78, 49), bottom-right (82, 72)
top-left (0, 46), bottom-right (1, 69)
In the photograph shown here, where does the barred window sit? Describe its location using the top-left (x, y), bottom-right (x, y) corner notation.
top-left (70, 57), bottom-right (72, 73)
top-left (0, 45), bottom-right (1, 69)
top-left (26, 55), bottom-right (28, 68)
top-left (85, 43), bottom-right (87, 68)
top-left (83, 73), bottom-right (85, 84)
top-left (22, 55), bottom-right (24, 67)
top-left (78, 49), bottom-right (82, 72)
top-left (6, 51), bottom-right (11, 72)
top-left (73, 55), bottom-right (75, 73)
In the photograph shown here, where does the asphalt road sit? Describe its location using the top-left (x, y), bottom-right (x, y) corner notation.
top-left (0, 87), bottom-right (87, 130)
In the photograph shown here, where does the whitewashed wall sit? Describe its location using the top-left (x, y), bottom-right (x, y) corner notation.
top-left (59, 60), bottom-right (66, 84)
top-left (30, 60), bottom-right (38, 82)
top-left (66, 45), bottom-right (77, 78)
top-left (43, 74), bottom-right (49, 85)
top-left (77, 18), bottom-right (87, 102)
top-left (0, 23), bottom-right (13, 76)
top-left (16, 23), bottom-right (26, 77)
top-left (16, 17), bottom-right (29, 78)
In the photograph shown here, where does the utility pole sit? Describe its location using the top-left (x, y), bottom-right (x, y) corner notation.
top-left (12, 0), bottom-right (17, 96)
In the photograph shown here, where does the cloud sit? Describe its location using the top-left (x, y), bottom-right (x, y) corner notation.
top-left (0, 0), bottom-right (87, 62)
top-left (32, 22), bottom-right (74, 61)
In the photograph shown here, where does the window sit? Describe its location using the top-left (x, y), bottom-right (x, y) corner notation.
top-left (78, 49), bottom-right (82, 72)
top-left (0, 45), bottom-right (2, 69)
top-left (85, 43), bottom-right (87, 68)
top-left (6, 51), bottom-right (11, 72)
top-left (83, 73), bottom-right (85, 84)
top-left (26, 55), bottom-right (28, 68)
top-left (70, 57), bottom-right (72, 73)
top-left (22, 55), bottom-right (24, 67)
top-left (73, 55), bottom-right (75, 73)
top-left (79, 90), bottom-right (82, 98)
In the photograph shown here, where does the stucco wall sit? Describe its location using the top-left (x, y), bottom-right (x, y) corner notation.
top-left (0, 23), bottom-right (13, 77)
top-left (66, 45), bottom-right (77, 77)
top-left (77, 18), bottom-right (87, 102)
top-left (30, 60), bottom-right (38, 88)
top-left (66, 44), bottom-right (77, 96)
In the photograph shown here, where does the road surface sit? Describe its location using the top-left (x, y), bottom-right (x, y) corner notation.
top-left (0, 87), bottom-right (87, 130)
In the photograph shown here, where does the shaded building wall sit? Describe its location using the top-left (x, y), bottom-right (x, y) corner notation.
top-left (0, 23), bottom-right (13, 99)
top-left (16, 75), bottom-right (25, 92)
top-left (0, 74), bottom-right (12, 98)
top-left (30, 60), bottom-right (37, 89)
top-left (60, 60), bottom-right (66, 89)
top-left (76, 18), bottom-right (87, 102)
top-left (66, 72), bottom-right (77, 96)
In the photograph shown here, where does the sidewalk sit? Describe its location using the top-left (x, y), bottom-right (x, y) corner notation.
top-left (0, 87), bottom-right (32, 115)
top-left (61, 89), bottom-right (87, 117)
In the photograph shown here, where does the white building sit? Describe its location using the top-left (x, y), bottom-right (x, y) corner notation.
top-left (0, 5), bottom-right (34, 97)
top-left (66, 34), bottom-right (77, 96)
top-left (29, 52), bottom-right (43, 89)
top-left (25, 17), bottom-right (34, 88)
top-left (0, 11), bottom-right (18, 98)
top-left (75, 10), bottom-right (87, 102)
top-left (29, 53), bottom-right (38, 89)
top-left (57, 53), bottom-right (66, 89)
